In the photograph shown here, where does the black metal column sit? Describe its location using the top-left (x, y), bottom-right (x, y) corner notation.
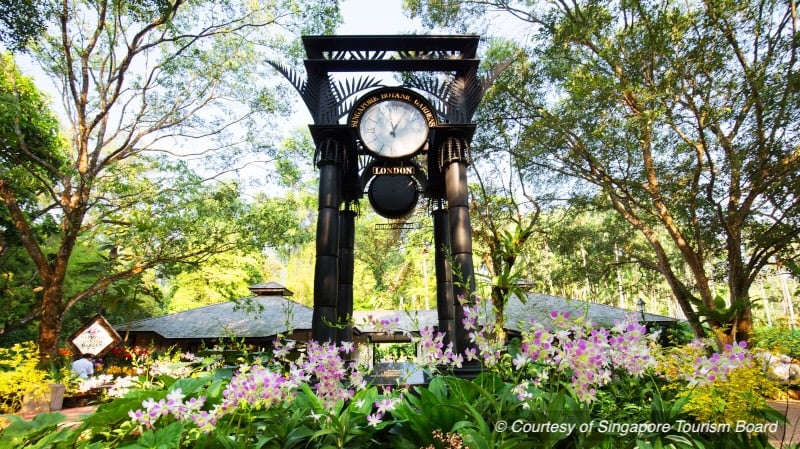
top-left (336, 203), bottom-right (357, 344)
top-left (442, 137), bottom-right (475, 355)
top-left (432, 200), bottom-right (455, 347)
top-left (313, 138), bottom-right (344, 343)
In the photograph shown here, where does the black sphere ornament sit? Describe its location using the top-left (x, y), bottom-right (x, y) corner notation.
top-left (368, 174), bottom-right (419, 219)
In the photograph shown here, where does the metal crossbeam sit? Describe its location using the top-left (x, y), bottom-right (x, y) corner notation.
top-left (375, 222), bottom-right (421, 230)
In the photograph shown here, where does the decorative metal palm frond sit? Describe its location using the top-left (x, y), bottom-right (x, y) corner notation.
top-left (269, 51), bottom-right (508, 125)
top-left (314, 74), bottom-right (339, 124)
top-left (303, 69), bottom-right (322, 117)
top-left (267, 61), bottom-right (312, 111)
top-left (405, 75), bottom-right (454, 122)
top-left (454, 60), bottom-right (515, 122)
top-left (482, 59), bottom-right (514, 92)
top-left (333, 76), bottom-right (383, 119)
top-left (447, 68), bottom-right (484, 123)
top-left (268, 62), bottom-right (341, 125)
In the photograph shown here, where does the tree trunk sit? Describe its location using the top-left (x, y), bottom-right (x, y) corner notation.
top-left (725, 232), bottom-right (753, 344)
top-left (729, 277), bottom-right (753, 344)
top-left (491, 285), bottom-right (507, 343)
top-left (38, 282), bottom-right (65, 362)
top-left (667, 278), bottom-right (706, 339)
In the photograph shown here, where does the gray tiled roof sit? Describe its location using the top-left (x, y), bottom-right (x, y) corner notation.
top-left (352, 293), bottom-right (676, 335)
top-left (117, 290), bottom-right (676, 340)
top-left (115, 295), bottom-right (312, 339)
top-left (248, 282), bottom-right (294, 296)
top-left (504, 293), bottom-right (677, 332)
top-left (353, 309), bottom-right (438, 333)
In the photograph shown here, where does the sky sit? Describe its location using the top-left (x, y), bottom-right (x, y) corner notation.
top-left (8, 0), bottom-right (454, 195)
top-left (282, 0), bottom-right (427, 139)
top-left (338, 0), bottom-right (423, 34)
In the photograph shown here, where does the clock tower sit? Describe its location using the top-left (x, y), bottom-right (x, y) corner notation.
top-left (270, 35), bottom-right (488, 360)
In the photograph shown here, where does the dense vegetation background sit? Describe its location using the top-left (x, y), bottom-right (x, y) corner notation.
top-left (0, 0), bottom-right (798, 356)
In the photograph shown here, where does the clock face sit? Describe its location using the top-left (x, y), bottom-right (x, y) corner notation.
top-left (358, 99), bottom-right (429, 158)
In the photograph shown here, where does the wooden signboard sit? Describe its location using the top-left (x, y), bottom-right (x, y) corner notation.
top-left (67, 314), bottom-right (122, 357)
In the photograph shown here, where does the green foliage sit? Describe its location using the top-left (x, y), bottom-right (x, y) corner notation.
top-left (0, 0), bottom-right (346, 359)
top-left (406, 0), bottom-right (800, 343)
top-left (677, 365), bottom-right (781, 426)
top-left (300, 384), bottom-right (388, 449)
top-left (752, 327), bottom-right (800, 359)
top-left (0, 52), bottom-right (66, 340)
top-left (165, 251), bottom-right (265, 312)
top-left (389, 376), bottom-right (476, 448)
top-left (0, 342), bottom-right (50, 413)
top-left (0, 412), bottom-right (71, 448)
top-left (0, 331), bottom-right (790, 449)
top-left (658, 342), bottom-right (782, 428)
top-left (351, 210), bottom-right (435, 310)
top-left (402, 0), bottom-right (474, 30)
top-left (0, 52), bottom-right (65, 189)
top-left (373, 343), bottom-right (415, 363)
top-left (0, 0), bottom-right (49, 50)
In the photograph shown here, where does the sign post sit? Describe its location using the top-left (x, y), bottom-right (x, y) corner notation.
top-left (68, 315), bottom-right (122, 358)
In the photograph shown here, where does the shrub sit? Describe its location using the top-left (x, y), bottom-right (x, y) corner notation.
top-left (0, 305), bottom-right (789, 448)
top-left (678, 364), bottom-right (781, 425)
top-left (0, 342), bottom-right (50, 414)
top-left (752, 326), bottom-right (800, 359)
top-left (657, 340), bottom-right (782, 425)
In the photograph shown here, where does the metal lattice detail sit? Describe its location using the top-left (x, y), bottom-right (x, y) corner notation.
top-left (320, 49), bottom-right (465, 61)
top-left (439, 136), bottom-right (472, 170)
top-left (314, 137), bottom-right (347, 166)
top-left (341, 200), bottom-right (361, 216)
top-left (323, 50), bottom-right (387, 60)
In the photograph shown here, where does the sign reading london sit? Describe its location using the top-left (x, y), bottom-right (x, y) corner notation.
top-left (372, 166), bottom-right (415, 175)
top-left (68, 315), bottom-right (122, 357)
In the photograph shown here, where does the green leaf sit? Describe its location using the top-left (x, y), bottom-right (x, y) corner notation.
top-left (136, 421), bottom-right (185, 449)
top-left (0, 412), bottom-right (67, 447)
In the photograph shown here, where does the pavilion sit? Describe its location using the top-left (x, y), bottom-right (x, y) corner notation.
top-left (116, 282), bottom-right (678, 366)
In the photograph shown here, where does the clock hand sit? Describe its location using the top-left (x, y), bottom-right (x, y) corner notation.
top-left (386, 108), bottom-right (397, 137)
top-left (398, 110), bottom-right (410, 124)
top-left (392, 110), bottom-right (410, 137)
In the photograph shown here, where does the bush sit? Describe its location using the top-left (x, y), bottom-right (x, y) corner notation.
top-left (657, 340), bottom-right (782, 425)
top-left (0, 342), bottom-right (50, 414)
top-left (678, 364), bottom-right (781, 425)
top-left (0, 306), bottom-right (788, 448)
top-left (752, 326), bottom-right (800, 359)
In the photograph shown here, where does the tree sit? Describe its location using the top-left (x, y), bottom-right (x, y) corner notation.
top-left (165, 251), bottom-right (266, 313)
top-left (0, 0), bottom-right (340, 359)
top-left (469, 152), bottom-right (540, 340)
top-left (0, 0), bottom-right (48, 50)
top-left (533, 204), bottom-right (676, 310)
top-left (0, 52), bottom-right (66, 340)
top-left (405, 0), bottom-right (800, 344)
top-left (466, 40), bottom-right (544, 340)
